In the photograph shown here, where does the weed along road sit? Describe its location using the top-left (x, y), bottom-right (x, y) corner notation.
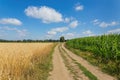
top-left (49, 43), bottom-right (116, 80)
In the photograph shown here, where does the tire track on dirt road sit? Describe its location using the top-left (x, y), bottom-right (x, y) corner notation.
top-left (48, 44), bottom-right (73, 80)
top-left (62, 43), bottom-right (116, 80)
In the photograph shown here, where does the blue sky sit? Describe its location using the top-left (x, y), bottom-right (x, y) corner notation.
top-left (0, 0), bottom-right (120, 40)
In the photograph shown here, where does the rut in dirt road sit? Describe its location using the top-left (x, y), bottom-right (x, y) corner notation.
top-left (59, 45), bottom-right (90, 80)
top-left (61, 43), bottom-right (116, 80)
top-left (48, 45), bottom-right (73, 80)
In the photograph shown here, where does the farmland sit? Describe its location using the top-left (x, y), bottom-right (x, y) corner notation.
top-left (66, 34), bottom-right (120, 79)
top-left (0, 43), bottom-right (54, 80)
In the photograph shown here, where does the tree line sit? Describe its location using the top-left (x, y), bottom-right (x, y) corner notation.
top-left (0, 36), bottom-right (66, 42)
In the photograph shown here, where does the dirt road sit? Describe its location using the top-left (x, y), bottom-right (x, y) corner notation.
top-left (48, 44), bottom-right (73, 80)
top-left (49, 43), bottom-right (116, 80)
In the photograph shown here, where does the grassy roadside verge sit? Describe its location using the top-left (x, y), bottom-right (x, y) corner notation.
top-left (65, 45), bottom-right (97, 66)
top-left (28, 43), bottom-right (57, 80)
top-left (59, 44), bottom-right (98, 80)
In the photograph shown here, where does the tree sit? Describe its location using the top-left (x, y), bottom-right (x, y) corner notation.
top-left (60, 36), bottom-right (65, 42)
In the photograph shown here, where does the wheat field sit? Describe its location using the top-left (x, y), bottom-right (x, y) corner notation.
top-left (0, 43), bottom-right (54, 80)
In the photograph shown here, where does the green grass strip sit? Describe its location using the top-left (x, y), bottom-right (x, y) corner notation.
top-left (75, 62), bottom-right (98, 80)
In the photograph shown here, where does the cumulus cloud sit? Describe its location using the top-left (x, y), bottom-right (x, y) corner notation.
top-left (46, 27), bottom-right (69, 39)
top-left (0, 18), bottom-right (22, 26)
top-left (63, 33), bottom-right (75, 39)
top-left (61, 33), bottom-right (74, 39)
top-left (47, 27), bottom-right (69, 36)
top-left (83, 30), bottom-right (95, 36)
top-left (69, 20), bottom-right (78, 28)
top-left (92, 19), bottom-right (100, 25)
top-left (52, 27), bottom-right (68, 32)
top-left (2, 26), bottom-right (28, 37)
top-left (107, 28), bottom-right (120, 34)
top-left (64, 17), bottom-right (75, 23)
top-left (16, 29), bottom-right (28, 37)
top-left (25, 6), bottom-right (63, 23)
top-left (47, 31), bottom-right (57, 35)
top-left (83, 30), bottom-right (92, 34)
top-left (99, 21), bottom-right (118, 28)
top-left (75, 4), bottom-right (84, 11)
top-left (64, 18), bottom-right (70, 23)
top-left (66, 33), bottom-right (74, 36)
top-left (92, 19), bottom-right (118, 28)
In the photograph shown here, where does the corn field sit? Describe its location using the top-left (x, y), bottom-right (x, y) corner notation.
top-left (0, 43), bottom-right (54, 80)
top-left (66, 34), bottom-right (120, 79)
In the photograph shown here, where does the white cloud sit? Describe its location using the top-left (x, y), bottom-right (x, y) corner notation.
top-left (64, 17), bottom-right (75, 23)
top-left (45, 34), bottom-right (54, 39)
top-left (61, 32), bottom-right (83, 39)
top-left (99, 21), bottom-right (118, 28)
top-left (69, 20), bottom-right (78, 28)
top-left (111, 21), bottom-right (118, 26)
top-left (2, 26), bottom-right (28, 37)
top-left (107, 28), bottom-right (120, 34)
top-left (92, 19), bottom-right (100, 25)
top-left (93, 19), bottom-right (98, 23)
top-left (3, 26), bottom-right (17, 31)
top-left (99, 22), bottom-right (109, 27)
top-left (47, 27), bottom-right (69, 36)
top-left (83, 30), bottom-right (95, 36)
top-left (25, 6), bottom-right (63, 23)
top-left (0, 18), bottom-right (22, 26)
top-left (61, 33), bottom-right (75, 39)
top-left (83, 30), bottom-right (92, 34)
top-left (47, 31), bottom-right (57, 35)
top-left (75, 4), bottom-right (84, 11)
top-left (64, 18), bottom-right (70, 23)
top-left (16, 29), bottom-right (28, 37)
top-left (92, 19), bottom-right (118, 28)
top-left (52, 27), bottom-right (69, 32)
top-left (66, 33), bottom-right (74, 37)
top-left (46, 27), bottom-right (69, 39)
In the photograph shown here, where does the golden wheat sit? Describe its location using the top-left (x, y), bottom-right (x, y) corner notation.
top-left (0, 43), bottom-right (54, 80)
